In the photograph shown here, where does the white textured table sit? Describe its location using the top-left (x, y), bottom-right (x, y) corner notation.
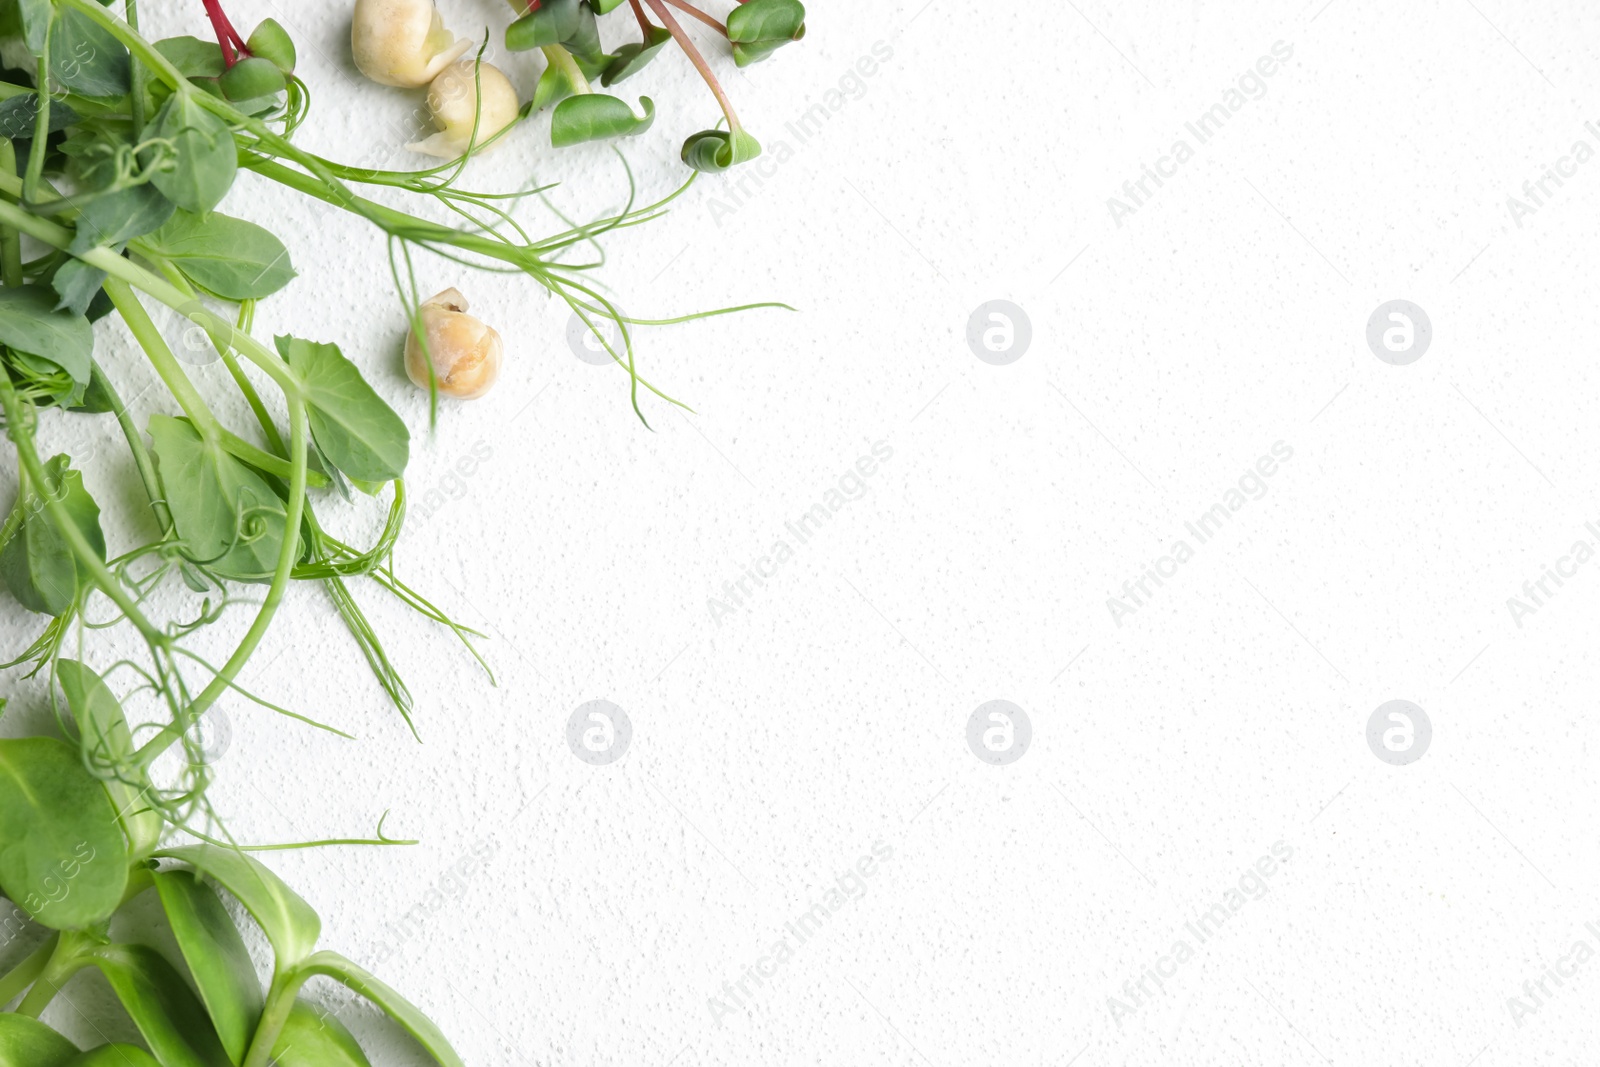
top-left (8, 0), bottom-right (1600, 1063)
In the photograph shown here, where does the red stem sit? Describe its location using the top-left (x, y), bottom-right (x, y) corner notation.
top-left (628, 0), bottom-right (654, 34)
top-left (199, 0), bottom-right (249, 67)
top-left (642, 0), bottom-right (741, 131)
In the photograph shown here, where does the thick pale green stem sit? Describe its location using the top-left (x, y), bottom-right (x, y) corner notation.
top-left (12, 931), bottom-right (85, 1018)
top-left (0, 934), bottom-right (57, 1008)
top-left (104, 279), bottom-right (221, 441)
top-left (241, 967), bottom-right (310, 1067)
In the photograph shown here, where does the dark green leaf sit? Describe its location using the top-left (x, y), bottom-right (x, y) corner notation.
top-left (65, 1045), bottom-right (162, 1067)
top-left (601, 27), bottom-right (670, 86)
top-left (0, 1015), bottom-right (79, 1067)
top-left (82, 943), bottom-right (230, 1067)
top-left (149, 92), bottom-right (237, 214)
top-left (156, 845), bottom-right (320, 967)
top-left (50, 259), bottom-right (108, 318)
top-left (272, 999), bottom-right (373, 1067)
top-left (551, 93), bottom-right (654, 146)
top-left (57, 660), bottom-right (161, 857)
top-left (302, 951), bottom-right (464, 1067)
top-left (65, 362), bottom-right (116, 411)
top-left (152, 35), bottom-right (226, 79)
top-left (0, 94), bottom-right (80, 140)
top-left (17, 0), bottom-right (50, 55)
top-left (0, 284), bottom-right (93, 388)
top-left (0, 454), bottom-right (106, 616)
top-left (69, 183), bottom-right (175, 254)
top-left (151, 869), bottom-right (264, 1061)
top-left (681, 128), bottom-right (762, 172)
top-left (49, 6), bottom-right (131, 97)
top-left (148, 414), bottom-right (295, 582)
top-left (275, 335), bottom-right (409, 483)
top-left (506, 0), bottom-right (582, 51)
top-left (246, 19), bottom-right (296, 73)
top-left (138, 208), bottom-right (294, 299)
top-left (0, 737), bottom-right (129, 929)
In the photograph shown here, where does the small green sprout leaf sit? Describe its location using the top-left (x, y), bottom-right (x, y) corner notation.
top-left (602, 27), bottom-right (672, 87)
top-left (551, 94), bottom-right (656, 146)
top-left (0, 1015), bottom-right (79, 1065)
top-left (220, 55), bottom-right (287, 101)
top-left (0, 455), bottom-right (104, 616)
top-left (149, 93), bottom-right (238, 214)
top-left (147, 414), bottom-right (296, 582)
top-left (0, 736), bottom-right (130, 929)
top-left (0, 285), bottom-right (94, 388)
top-left (81, 943), bottom-right (232, 1067)
top-left (271, 1000), bottom-right (373, 1067)
top-left (151, 869), bottom-right (265, 1062)
top-left (681, 128), bottom-right (762, 172)
top-left (506, 0), bottom-right (584, 51)
top-left (246, 18), bottom-right (297, 73)
top-left (139, 208), bottom-right (295, 299)
top-left (156, 845), bottom-right (321, 968)
top-left (726, 0), bottom-right (807, 66)
top-left (50, 259), bottom-right (108, 318)
top-left (16, 0), bottom-right (50, 56)
top-left (275, 335), bottom-right (410, 483)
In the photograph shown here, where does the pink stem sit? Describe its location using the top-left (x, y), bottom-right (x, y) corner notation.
top-left (642, 0), bottom-right (741, 131)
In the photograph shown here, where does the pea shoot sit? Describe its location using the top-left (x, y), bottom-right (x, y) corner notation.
top-left (0, 0), bottom-right (797, 1060)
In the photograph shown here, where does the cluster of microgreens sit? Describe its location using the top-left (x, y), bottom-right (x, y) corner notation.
top-left (0, 0), bottom-right (794, 1062)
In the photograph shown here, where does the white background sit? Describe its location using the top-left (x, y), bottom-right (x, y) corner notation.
top-left (9, 0), bottom-right (1600, 1063)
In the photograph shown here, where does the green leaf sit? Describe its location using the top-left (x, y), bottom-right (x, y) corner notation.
top-left (0, 737), bottom-right (129, 929)
top-left (0, 454), bottom-right (106, 617)
top-left (506, 0), bottom-right (582, 51)
top-left (246, 19), bottom-right (296, 73)
top-left (0, 284), bottom-right (93, 389)
top-left (50, 259), bottom-right (108, 318)
top-left (0, 94), bottom-right (80, 140)
top-left (151, 869), bottom-right (264, 1061)
top-left (220, 56), bottom-right (286, 101)
top-left (138, 208), bottom-right (294, 299)
top-left (601, 27), bottom-right (671, 86)
top-left (681, 128), bottom-right (762, 172)
top-left (69, 183), bottom-right (176, 254)
top-left (533, 56), bottom-right (586, 108)
top-left (153, 35), bottom-right (226, 79)
top-left (82, 943), bottom-right (230, 1067)
top-left (551, 94), bottom-right (655, 146)
top-left (148, 414), bottom-right (295, 582)
top-left (591, 0), bottom-right (626, 11)
top-left (275, 335), bottom-right (409, 483)
top-left (49, 6), bottom-right (131, 97)
top-left (0, 1015), bottom-right (78, 1067)
top-left (726, 0), bottom-right (806, 67)
top-left (272, 999), bottom-right (373, 1067)
top-left (65, 1046), bottom-right (162, 1067)
top-left (302, 951), bottom-right (464, 1067)
top-left (149, 93), bottom-right (237, 214)
top-left (156, 845), bottom-right (320, 967)
top-left (56, 660), bottom-right (162, 857)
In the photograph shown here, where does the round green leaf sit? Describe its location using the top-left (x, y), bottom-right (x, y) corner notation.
top-left (0, 285), bottom-right (93, 387)
top-left (1, 454), bottom-right (106, 617)
top-left (0, 737), bottom-right (129, 930)
top-left (246, 18), bottom-right (296, 72)
top-left (149, 93), bottom-right (238, 214)
top-left (137, 208), bottom-right (295, 300)
top-left (551, 94), bottom-right (655, 147)
top-left (506, 0), bottom-right (582, 51)
top-left (220, 56), bottom-right (286, 101)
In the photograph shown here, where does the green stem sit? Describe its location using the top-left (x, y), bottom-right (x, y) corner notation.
top-left (541, 44), bottom-right (592, 94)
top-left (90, 354), bottom-right (174, 536)
top-left (241, 967), bottom-right (309, 1067)
top-left (124, 0), bottom-right (145, 135)
top-left (0, 140), bottom-right (21, 287)
top-left (22, 19), bottom-right (51, 205)
top-left (642, 0), bottom-right (743, 134)
top-left (103, 278), bottom-right (222, 442)
top-left (12, 931), bottom-right (85, 1018)
top-left (0, 933), bottom-right (57, 1008)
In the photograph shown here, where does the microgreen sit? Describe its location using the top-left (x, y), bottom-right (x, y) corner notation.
top-left (0, 0), bottom-right (792, 1059)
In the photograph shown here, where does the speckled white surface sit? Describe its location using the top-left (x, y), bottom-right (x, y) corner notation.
top-left (10, 0), bottom-right (1600, 1062)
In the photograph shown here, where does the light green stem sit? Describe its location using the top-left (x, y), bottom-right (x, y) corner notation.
top-left (12, 931), bottom-right (85, 1018)
top-left (241, 967), bottom-right (310, 1067)
top-left (22, 19), bottom-right (50, 205)
top-left (103, 279), bottom-right (221, 441)
top-left (0, 933), bottom-right (57, 1008)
